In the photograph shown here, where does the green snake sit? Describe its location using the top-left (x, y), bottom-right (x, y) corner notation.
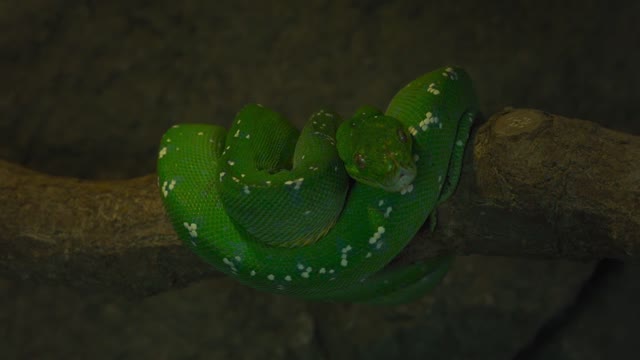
top-left (157, 66), bottom-right (478, 304)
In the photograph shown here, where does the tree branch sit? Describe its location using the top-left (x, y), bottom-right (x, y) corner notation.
top-left (400, 108), bottom-right (639, 265)
top-left (1, 109), bottom-right (638, 295)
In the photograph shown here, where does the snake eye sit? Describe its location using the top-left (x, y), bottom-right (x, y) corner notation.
top-left (397, 128), bottom-right (408, 143)
top-left (354, 153), bottom-right (366, 169)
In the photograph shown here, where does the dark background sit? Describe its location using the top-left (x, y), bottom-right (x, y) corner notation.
top-left (1, 0), bottom-right (638, 359)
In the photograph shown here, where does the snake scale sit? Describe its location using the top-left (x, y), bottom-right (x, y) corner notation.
top-left (157, 66), bottom-right (478, 304)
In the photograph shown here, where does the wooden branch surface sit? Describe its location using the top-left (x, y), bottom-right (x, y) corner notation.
top-left (1, 108), bottom-right (638, 295)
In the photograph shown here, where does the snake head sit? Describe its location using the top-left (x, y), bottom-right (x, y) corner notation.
top-left (337, 111), bottom-right (416, 192)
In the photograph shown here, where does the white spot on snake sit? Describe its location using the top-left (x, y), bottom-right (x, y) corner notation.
top-left (301, 155), bottom-right (306, 160)
top-left (304, 210), bottom-right (311, 215)
top-left (237, 119), bottom-right (242, 124)
top-left (376, 241), bottom-right (383, 249)
top-left (442, 67), bottom-right (459, 80)
top-left (413, 154), bottom-right (420, 162)
top-left (284, 177), bottom-right (304, 190)
top-left (233, 129), bottom-right (240, 138)
top-left (297, 263), bottom-right (305, 270)
top-left (245, 134), bottom-right (250, 139)
top-left (384, 206), bottom-right (393, 218)
top-left (366, 252), bottom-right (372, 258)
top-left (340, 245), bottom-right (352, 267)
top-left (171, 125), bottom-right (180, 128)
top-left (184, 222), bottom-right (198, 238)
top-left (438, 175), bottom-right (443, 183)
top-left (197, 131), bottom-right (204, 136)
top-left (319, 268), bottom-right (326, 274)
top-left (408, 126), bottom-right (418, 136)
top-left (166, 138), bottom-right (171, 143)
top-left (222, 257), bottom-right (237, 273)
top-left (227, 160), bottom-right (235, 166)
top-left (456, 140), bottom-right (464, 146)
top-left (378, 200), bottom-right (384, 206)
top-left (400, 183), bottom-right (414, 195)
top-left (250, 270), bottom-right (256, 276)
top-left (243, 185), bottom-right (250, 194)
top-left (161, 179), bottom-right (176, 197)
top-left (419, 112), bottom-right (439, 131)
top-left (267, 274), bottom-right (275, 281)
top-left (256, 104), bottom-right (263, 107)
top-left (308, 166), bottom-right (319, 171)
top-left (232, 176), bottom-right (240, 183)
top-left (329, 269), bottom-right (335, 274)
top-left (219, 172), bottom-right (226, 182)
top-left (234, 256), bottom-right (242, 262)
top-left (368, 226), bottom-right (386, 244)
top-left (301, 266), bottom-right (312, 278)
top-left (265, 180), bottom-right (272, 186)
top-left (369, 233), bottom-right (380, 244)
top-left (158, 147), bottom-right (167, 159)
top-left (241, 173), bottom-right (246, 178)
top-left (427, 83), bottom-right (440, 95)
top-left (285, 275), bottom-right (292, 281)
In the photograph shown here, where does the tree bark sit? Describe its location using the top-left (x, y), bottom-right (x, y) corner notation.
top-left (1, 108), bottom-right (638, 296)
top-left (400, 108), bottom-right (639, 265)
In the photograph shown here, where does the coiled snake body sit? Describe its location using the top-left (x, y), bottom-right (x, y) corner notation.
top-left (157, 66), bottom-right (478, 304)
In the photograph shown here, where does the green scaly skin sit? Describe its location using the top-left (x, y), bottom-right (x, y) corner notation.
top-left (157, 66), bottom-right (478, 304)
